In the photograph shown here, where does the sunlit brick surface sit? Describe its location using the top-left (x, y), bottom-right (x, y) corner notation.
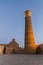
top-left (24, 10), bottom-right (36, 53)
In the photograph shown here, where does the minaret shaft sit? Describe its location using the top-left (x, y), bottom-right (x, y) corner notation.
top-left (24, 10), bottom-right (35, 53)
top-left (25, 16), bottom-right (35, 45)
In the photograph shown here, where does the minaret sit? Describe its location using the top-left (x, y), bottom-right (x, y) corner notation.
top-left (24, 10), bottom-right (36, 54)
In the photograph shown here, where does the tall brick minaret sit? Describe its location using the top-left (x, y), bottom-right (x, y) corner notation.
top-left (24, 10), bottom-right (36, 54)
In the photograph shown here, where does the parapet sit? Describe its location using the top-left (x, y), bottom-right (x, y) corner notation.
top-left (24, 10), bottom-right (32, 16)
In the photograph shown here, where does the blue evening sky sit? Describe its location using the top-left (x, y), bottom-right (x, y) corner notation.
top-left (0, 0), bottom-right (43, 47)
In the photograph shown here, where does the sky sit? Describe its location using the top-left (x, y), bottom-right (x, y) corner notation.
top-left (0, 0), bottom-right (43, 47)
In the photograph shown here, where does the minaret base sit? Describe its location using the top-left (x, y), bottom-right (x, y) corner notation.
top-left (24, 44), bottom-right (37, 54)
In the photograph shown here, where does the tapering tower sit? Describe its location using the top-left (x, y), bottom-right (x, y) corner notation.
top-left (24, 10), bottom-right (36, 54)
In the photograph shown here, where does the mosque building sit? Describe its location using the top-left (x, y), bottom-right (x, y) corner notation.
top-left (0, 10), bottom-right (43, 54)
